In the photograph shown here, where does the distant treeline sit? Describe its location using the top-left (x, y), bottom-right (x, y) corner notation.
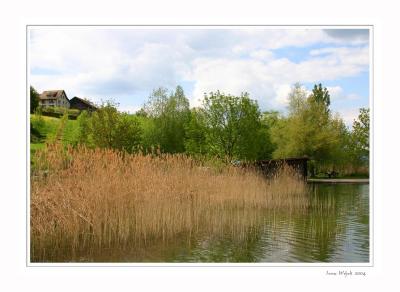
top-left (31, 84), bottom-right (369, 176)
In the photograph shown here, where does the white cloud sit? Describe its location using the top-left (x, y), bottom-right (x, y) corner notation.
top-left (249, 49), bottom-right (274, 61)
top-left (118, 105), bottom-right (141, 114)
top-left (340, 108), bottom-right (361, 127)
top-left (327, 86), bottom-right (344, 100)
top-left (29, 28), bottom-right (369, 112)
top-left (274, 84), bottom-right (293, 106)
top-left (187, 44), bottom-right (369, 109)
top-left (327, 86), bottom-right (361, 101)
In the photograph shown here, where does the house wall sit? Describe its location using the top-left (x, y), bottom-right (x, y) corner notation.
top-left (56, 92), bottom-right (70, 108)
top-left (39, 92), bottom-right (70, 108)
top-left (39, 99), bottom-right (56, 107)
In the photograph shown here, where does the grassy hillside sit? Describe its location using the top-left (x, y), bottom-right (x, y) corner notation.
top-left (62, 118), bottom-right (80, 146)
top-left (30, 114), bottom-right (79, 155)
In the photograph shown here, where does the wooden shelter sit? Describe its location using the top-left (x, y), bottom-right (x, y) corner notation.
top-left (254, 157), bottom-right (309, 180)
top-left (69, 96), bottom-right (98, 112)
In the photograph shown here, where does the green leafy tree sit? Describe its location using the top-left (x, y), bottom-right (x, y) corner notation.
top-left (258, 111), bottom-right (281, 159)
top-left (113, 114), bottom-right (142, 152)
top-left (351, 108), bottom-right (370, 166)
top-left (288, 83), bottom-right (307, 115)
top-left (144, 87), bottom-right (169, 117)
top-left (310, 83), bottom-right (331, 111)
top-left (202, 91), bottom-right (262, 160)
top-left (76, 110), bottom-right (92, 145)
top-left (90, 101), bottom-right (120, 148)
top-left (184, 108), bottom-right (209, 155)
top-left (352, 108), bottom-right (369, 153)
top-left (30, 86), bottom-right (40, 113)
top-left (271, 83), bottom-right (345, 174)
top-left (144, 86), bottom-right (190, 153)
top-left (78, 101), bottom-right (142, 153)
top-left (135, 114), bottom-right (158, 154)
top-left (135, 108), bottom-right (148, 117)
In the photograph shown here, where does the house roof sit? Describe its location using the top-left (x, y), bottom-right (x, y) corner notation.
top-left (40, 90), bottom-right (68, 100)
top-left (70, 96), bottom-right (97, 109)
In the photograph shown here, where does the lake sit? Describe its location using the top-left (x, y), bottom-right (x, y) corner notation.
top-left (86, 183), bottom-right (369, 263)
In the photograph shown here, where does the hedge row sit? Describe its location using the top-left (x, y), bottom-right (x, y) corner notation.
top-left (38, 106), bottom-right (81, 120)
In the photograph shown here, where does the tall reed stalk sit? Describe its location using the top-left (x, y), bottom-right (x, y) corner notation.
top-left (31, 145), bottom-right (308, 262)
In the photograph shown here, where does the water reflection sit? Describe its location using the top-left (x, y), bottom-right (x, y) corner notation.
top-left (173, 183), bottom-right (370, 263)
top-left (77, 183), bottom-right (369, 263)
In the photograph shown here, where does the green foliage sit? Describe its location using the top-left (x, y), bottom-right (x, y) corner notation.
top-left (349, 108), bottom-right (370, 167)
top-left (77, 101), bottom-right (142, 153)
top-left (201, 91), bottom-right (265, 161)
top-left (143, 86), bottom-right (190, 153)
top-left (30, 114), bottom-right (60, 142)
top-left (30, 113), bottom-right (62, 157)
top-left (31, 113), bottom-right (46, 134)
top-left (309, 83), bottom-right (331, 110)
top-left (288, 83), bottom-right (307, 115)
top-left (113, 113), bottom-right (142, 152)
top-left (31, 83), bottom-right (368, 177)
top-left (90, 101), bottom-right (120, 148)
top-left (67, 108), bottom-right (81, 116)
top-left (40, 106), bottom-right (80, 119)
top-left (184, 108), bottom-right (209, 155)
top-left (270, 83), bottom-right (349, 174)
top-left (135, 115), bottom-right (158, 154)
top-left (258, 111), bottom-right (281, 159)
top-left (62, 119), bottom-right (80, 146)
top-left (76, 110), bottom-right (92, 145)
top-left (30, 86), bottom-right (40, 114)
top-left (352, 108), bottom-right (369, 154)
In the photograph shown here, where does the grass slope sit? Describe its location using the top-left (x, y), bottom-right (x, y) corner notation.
top-left (30, 114), bottom-right (79, 155)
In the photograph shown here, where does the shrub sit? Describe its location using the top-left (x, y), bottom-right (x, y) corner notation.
top-left (77, 101), bottom-right (142, 153)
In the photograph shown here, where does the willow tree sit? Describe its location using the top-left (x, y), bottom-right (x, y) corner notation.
top-left (271, 83), bottom-right (348, 174)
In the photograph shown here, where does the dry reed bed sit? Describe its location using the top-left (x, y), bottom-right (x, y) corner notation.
top-left (31, 145), bottom-right (308, 262)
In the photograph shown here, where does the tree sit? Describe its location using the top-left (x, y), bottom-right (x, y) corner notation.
top-left (113, 114), bottom-right (142, 153)
top-left (143, 86), bottom-right (190, 153)
top-left (351, 108), bottom-right (370, 165)
top-left (202, 91), bottom-right (262, 160)
top-left (270, 83), bottom-right (346, 174)
top-left (135, 108), bottom-right (148, 117)
top-left (143, 87), bottom-right (169, 117)
top-left (30, 86), bottom-right (40, 113)
top-left (184, 108), bottom-right (208, 155)
top-left (76, 110), bottom-right (92, 145)
top-left (309, 83), bottom-right (330, 111)
top-left (288, 83), bottom-right (307, 115)
top-left (90, 101), bottom-right (120, 148)
top-left (78, 101), bottom-right (142, 153)
top-left (258, 111), bottom-right (281, 159)
top-left (135, 114), bottom-right (158, 154)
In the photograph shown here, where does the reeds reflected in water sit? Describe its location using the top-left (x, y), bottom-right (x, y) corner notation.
top-left (31, 145), bottom-right (309, 262)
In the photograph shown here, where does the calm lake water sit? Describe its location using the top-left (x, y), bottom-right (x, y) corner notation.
top-left (89, 183), bottom-right (369, 263)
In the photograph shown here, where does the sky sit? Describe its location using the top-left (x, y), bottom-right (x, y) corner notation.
top-left (29, 27), bottom-right (370, 126)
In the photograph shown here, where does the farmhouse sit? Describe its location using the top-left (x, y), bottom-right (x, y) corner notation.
top-left (69, 96), bottom-right (98, 112)
top-left (39, 90), bottom-right (70, 108)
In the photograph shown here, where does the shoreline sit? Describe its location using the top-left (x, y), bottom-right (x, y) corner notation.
top-left (307, 178), bottom-right (369, 184)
